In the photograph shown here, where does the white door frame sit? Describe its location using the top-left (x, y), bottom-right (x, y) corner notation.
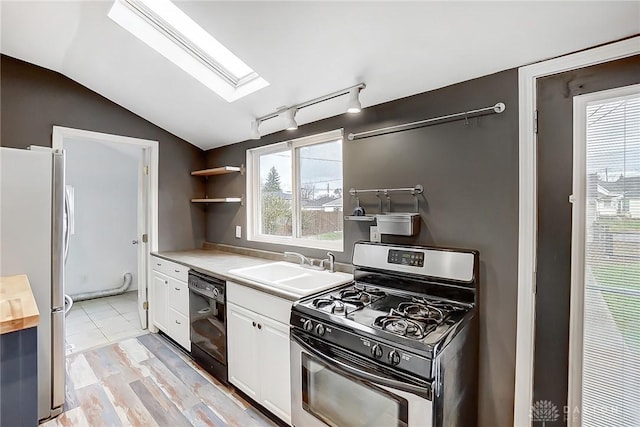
top-left (514, 37), bottom-right (640, 427)
top-left (51, 126), bottom-right (159, 328)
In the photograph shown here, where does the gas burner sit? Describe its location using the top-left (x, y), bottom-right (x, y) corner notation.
top-left (312, 298), bottom-right (347, 314)
top-left (373, 315), bottom-right (434, 340)
top-left (352, 283), bottom-right (387, 296)
top-left (395, 302), bottom-right (445, 323)
top-left (338, 284), bottom-right (386, 305)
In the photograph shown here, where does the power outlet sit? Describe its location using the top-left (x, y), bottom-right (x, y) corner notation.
top-left (370, 226), bottom-right (381, 243)
top-left (235, 225), bottom-right (242, 239)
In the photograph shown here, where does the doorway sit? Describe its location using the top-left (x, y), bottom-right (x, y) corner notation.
top-left (514, 38), bottom-right (640, 427)
top-left (52, 126), bottom-right (159, 354)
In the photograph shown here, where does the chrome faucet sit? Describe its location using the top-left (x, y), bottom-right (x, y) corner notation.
top-left (284, 251), bottom-right (313, 267)
top-left (321, 252), bottom-right (336, 273)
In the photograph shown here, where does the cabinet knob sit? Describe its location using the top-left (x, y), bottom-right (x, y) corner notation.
top-left (174, 287), bottom-right (180, 291)
top-left (252, 321), bottom-right (256, 327)
top-left (257, 323), bottom-right (262, 330)
top-left (165, 280), bottom-right (168, 284)
top-left (174, 269), bottom-right (180, 273)
top-left (175, 320), bottom-right (181, 325)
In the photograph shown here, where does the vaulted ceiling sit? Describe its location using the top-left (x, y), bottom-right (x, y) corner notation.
top-left (2, 1), bottom-right (638, 150)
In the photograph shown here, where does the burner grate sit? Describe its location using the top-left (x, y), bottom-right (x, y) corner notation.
top-left (310, 283), bottom-right (386, 315)
top-left (373, 315), bottom-right (435, 340)
top-left (373, 297), bottom-right (466, 340)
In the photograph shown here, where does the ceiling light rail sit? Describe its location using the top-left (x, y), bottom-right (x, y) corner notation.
top-left (251, 83), bottom-right (365, 139)
top-left (347, 102), bottom-right (506, 141)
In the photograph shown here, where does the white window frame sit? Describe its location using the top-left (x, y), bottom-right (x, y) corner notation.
top-left (246, 129), bottom-right (344, 251)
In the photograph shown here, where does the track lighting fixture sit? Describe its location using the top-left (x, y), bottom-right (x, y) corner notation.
top-left (280, 108), bottom-right (298, 130)
top-left (250, 83), bottom-right (365, 139)
top-left (346, 87), bottom-right (362, 113)
top-left (250, 120), bottom-right (260, 139)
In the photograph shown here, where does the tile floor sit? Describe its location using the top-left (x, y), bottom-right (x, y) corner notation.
top-left (66, 291), bottom-right (146, 355)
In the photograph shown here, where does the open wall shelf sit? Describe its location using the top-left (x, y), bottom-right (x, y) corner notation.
top-left (191, 164), bottom-right (245, 206)
top-left (191, 197), bottom-right (243, 204)
top-left (191, 165), bottom-right (244, 177)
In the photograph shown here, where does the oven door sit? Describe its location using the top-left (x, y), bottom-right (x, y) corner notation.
top-left (291, 332), bottom-right (433, 427)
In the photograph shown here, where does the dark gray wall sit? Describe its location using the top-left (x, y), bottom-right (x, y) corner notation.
top-left (0, 55), bottom-right (205, 251)
top-left (204, 69), bottom-right (519, 427)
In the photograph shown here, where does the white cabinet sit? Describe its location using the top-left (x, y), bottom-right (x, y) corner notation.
top-left (151, 271), bottom-right (169, 332)
top-left (227, 282), bottom-right (292, 425)
top-left (150, 256), bottom-right (190, 351)
top-left (258, 314), bottom-right (291, 421)
top-left (227, 303), bottom-right (260, 400)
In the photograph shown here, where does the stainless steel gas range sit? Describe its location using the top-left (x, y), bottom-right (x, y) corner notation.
top-left (290, 242), bottom-right (479, 427)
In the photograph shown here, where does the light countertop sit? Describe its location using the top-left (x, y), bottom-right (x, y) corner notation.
top-left (152, 249), bottom-right (353, 301)
top-left (0, 274), bottom-right (40, 335)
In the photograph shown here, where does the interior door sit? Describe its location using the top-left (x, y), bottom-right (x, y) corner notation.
top-left (137, 148), bottom-right (149, 329)
top-left (533, 55), bottom-right (640, 426)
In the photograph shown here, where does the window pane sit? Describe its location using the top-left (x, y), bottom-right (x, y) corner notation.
top-left (259, 150), bottom-right (291, 237)
top-left (297, 139), bottom-right (343, 241)
top-left (583, 92), bottom-right (640, 426)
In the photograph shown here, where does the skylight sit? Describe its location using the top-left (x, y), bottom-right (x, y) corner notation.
top-left (108, 0), bottom-right (268, 102)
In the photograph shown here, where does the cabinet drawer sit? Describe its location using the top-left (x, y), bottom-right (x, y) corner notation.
top-left (151, 256), bottom-right (188, 282)
top-left (168, 278), bottom-right (189, 315)
top-left (168, 309), bottom-right (190, 351)
top-left (227, 281), bottom-right (292, 324)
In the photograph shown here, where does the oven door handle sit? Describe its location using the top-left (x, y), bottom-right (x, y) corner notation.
top-left (291, 333), bottom-right (432, 400)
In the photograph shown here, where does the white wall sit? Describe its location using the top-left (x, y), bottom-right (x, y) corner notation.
top-left (65, 138), bottom-right (141, 295)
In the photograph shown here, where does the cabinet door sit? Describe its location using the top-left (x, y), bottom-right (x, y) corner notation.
top-left (227, 303), bottom-right (260, 400)
top-left (151, 271), bottom-right (169, 332)
top-left (168, 309), bottom-right (190, 351)
top-left (167, 277), bottom-right (188, 315)
top-left (258, 315), bottom-right (291, 425)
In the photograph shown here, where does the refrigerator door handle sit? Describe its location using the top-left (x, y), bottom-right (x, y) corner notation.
top-left (51, 151), bottom-right (65, 310)
top-left (51, 310), bottom-right (65, 412)
top-left (63, 189), bottom-right (70, 263)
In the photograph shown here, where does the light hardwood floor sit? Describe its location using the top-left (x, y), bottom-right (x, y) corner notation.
top-left (43, 333), bottom-right (276, 427)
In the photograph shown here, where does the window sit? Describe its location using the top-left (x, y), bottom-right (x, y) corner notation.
top-left (570, 87), bottom-right (640, 426)
top-left (247, 129), bottom-right (344, 251)
top-left (108, 0), bottom-right (268, 102)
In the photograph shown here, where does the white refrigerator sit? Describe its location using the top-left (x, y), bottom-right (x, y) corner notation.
top-left (0, 146), bottom-right (66, 421)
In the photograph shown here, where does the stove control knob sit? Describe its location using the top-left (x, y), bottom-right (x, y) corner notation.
top-left (371, 344), bottom-right (383, 359)
top-left (315, 324), bottom-right (325, 336)
top-left (303, 320), bottom-right (314, 332)
top-left (388, 350), bottom-right (401, 366)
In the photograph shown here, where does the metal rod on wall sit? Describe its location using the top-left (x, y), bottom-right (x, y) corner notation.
top-left (349, 185), bottom-right (424, 196)
top-left (347, 102), bottom-right (506, 141)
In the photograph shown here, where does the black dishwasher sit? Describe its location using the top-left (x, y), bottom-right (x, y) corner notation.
top-left (188, 270), bottom-right (227, 384)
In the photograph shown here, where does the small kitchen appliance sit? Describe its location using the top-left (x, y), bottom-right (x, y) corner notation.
top-left (290, 241), bottom-right (479, 427)
top-left (188, 270), bottom-right (227, 384)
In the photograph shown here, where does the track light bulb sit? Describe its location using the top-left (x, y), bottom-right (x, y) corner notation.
top-left (346, 87), bottom-right (362, 114)
top-left (250, 120), bottom-right (260, 139)
top-left (280, 108), bottom-right (298, 130)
